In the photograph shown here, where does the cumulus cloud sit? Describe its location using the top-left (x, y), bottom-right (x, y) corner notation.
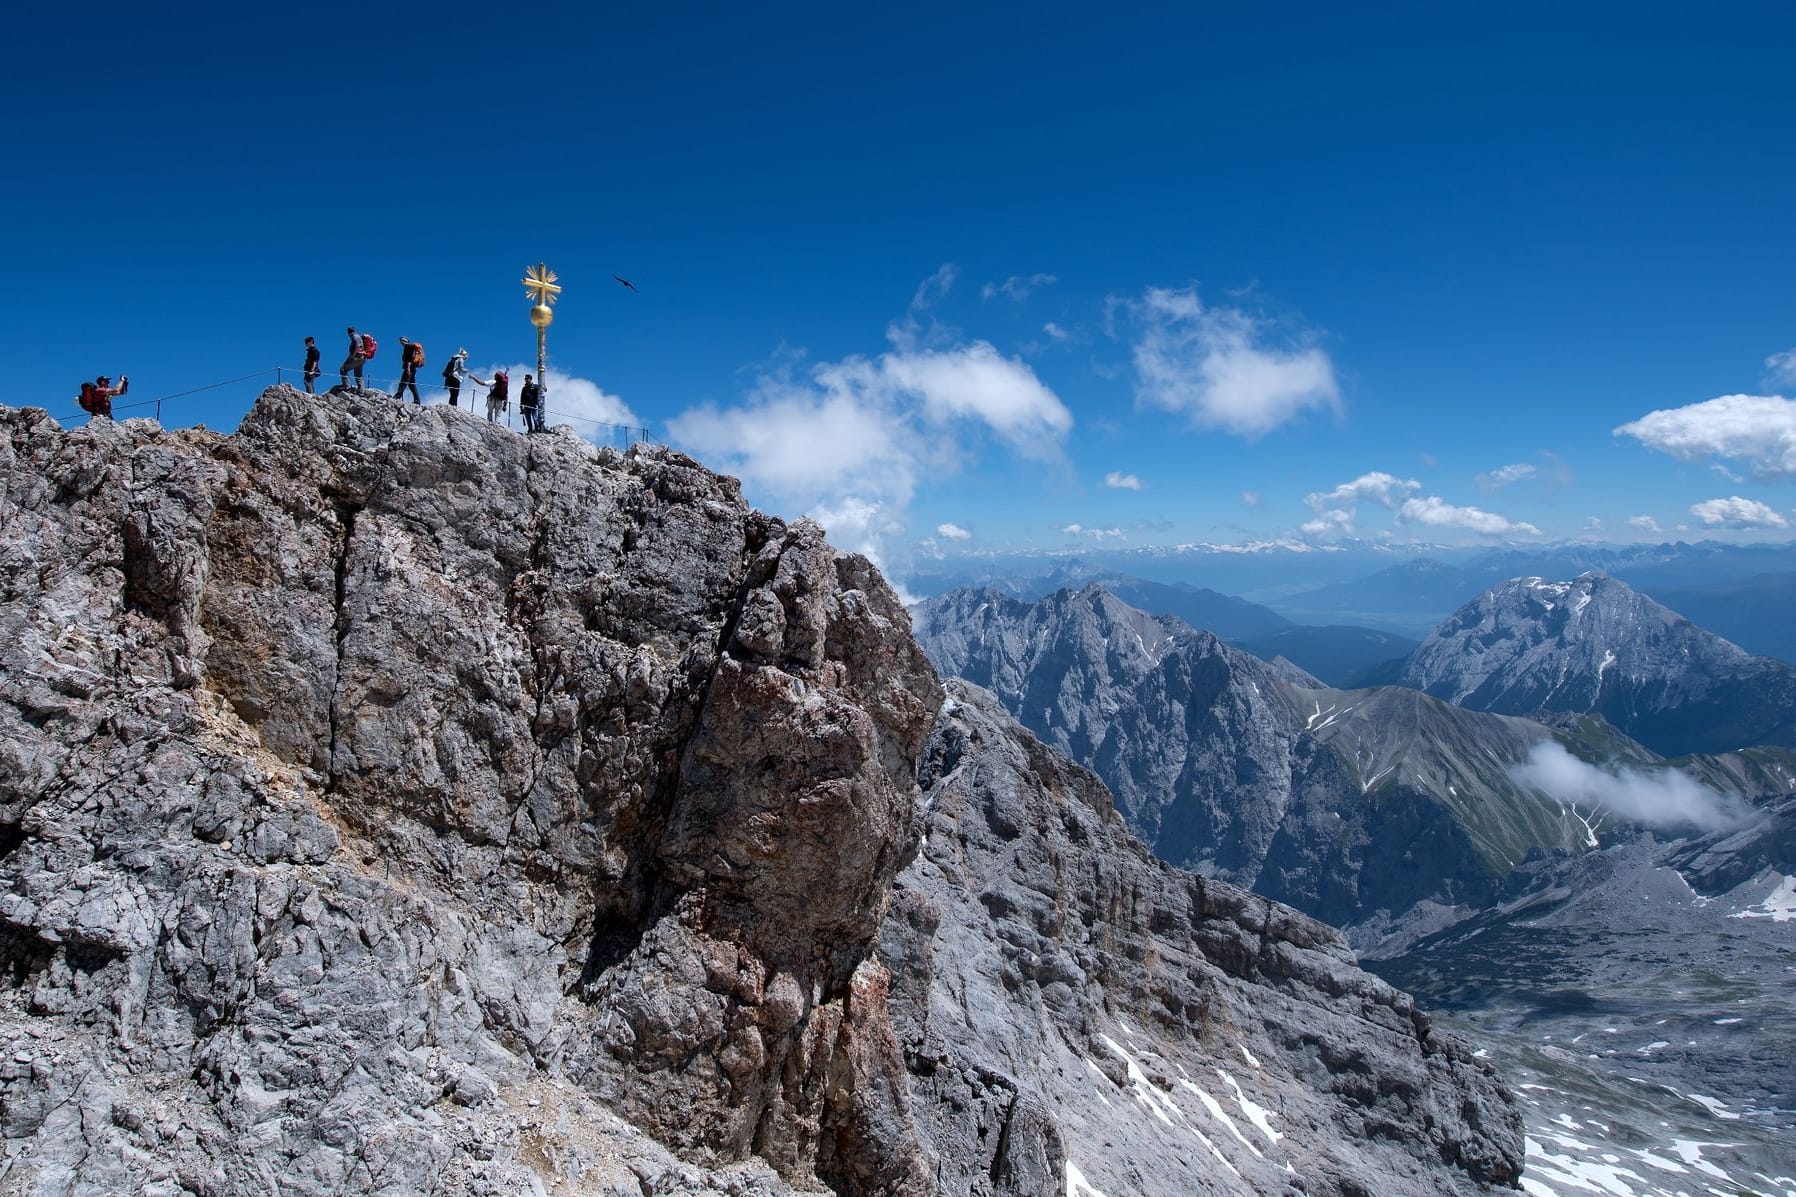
top-left (668, 279), bottom-right (1073, 572)
top-left (1626, 514), bottom-right (1662, 533)
top-left (1477, 462), bottom-right (1536, 490)
top-left (1397, 496), bottom-right (1540, 536)
top-left (1104, 471), bottom-right (1145, 491)
top-left (1689, 495), bottom-right (1789, 529)
top-left (1298, 471), bottom-right (1420, 535)
top-left (1511, 742), bottom-right (1750, 833)
top-left (1241, 490), bottom-right (1262, 510)
top-left (1060, 523), bottom-right (1124, 541)
top-left (1130, 287), bottom-right (1339, 437)
top-left (982, 273), bottom-right (1057, 302)
top-left (1307, 471), bottom-right (1420, 512)
top-left (1615, 394), bottom-right (1796, 480)
top-left (936, 522), bottom-right (972, 541)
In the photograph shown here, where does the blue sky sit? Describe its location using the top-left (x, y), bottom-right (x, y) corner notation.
top-left (8, 2), bottom-right (1796, 580)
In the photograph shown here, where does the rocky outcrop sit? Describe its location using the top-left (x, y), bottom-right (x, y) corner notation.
top-left (1394, 572), bottom-right (1796, 756)
top-left (0, 388), bottom-right (1523, 1194)
top-left (914, 585), bottom-right (1588, 937)
top-left (887, 682), bottom-right (1523, 1195)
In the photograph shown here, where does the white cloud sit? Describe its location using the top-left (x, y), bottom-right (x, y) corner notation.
top-left (1477, 462), bottom-right (1536, 490)
top-left (1104, 471), bottom-right (1145, 491)
top-left (936, 522), bottom-right (972, 541)
top-left (1061, 523), bottom-right (1083, 535)
top-left (982, 273), bottom-right (1057, 302)
top-left (1306, 471), bottom-right (1420, 512)
top-left (1241, 490), bottom-right (1262, 510)
top-left (1626, 514), bottom-right (1662, 533)
top-left (1042, 321), bottom-right (1071, 342)
top-left (1766, 348), bottom-right (1796, 387)
top-left (1689, 496), bottom-right (1789, 529)
top-left (1511, 742), bottom-right (1748, 833)
top-left (667, 289), bottom-right (1073, 573)
top-left (1615, 394), bottom-right (1796, 480)
top-left (1131, 287), bottom-right (1339, 437)
top-left (1298, 471), bottom-right (1421, 534)
top-left (1397, 496), bottom-right (1540, 536)
top-left (1583, 516), bottom-right (1605, 531)
top-left (1060, 523), bottom-right (1124, 541)
top-left (867, 343), bottom-right (1072, 459)
top-left (1300, 508), bottom-right (1353, 536)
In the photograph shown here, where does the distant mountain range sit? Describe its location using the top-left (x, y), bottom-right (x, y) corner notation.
top-left (912, 584), bottom-right (1594, 937)
top-left (1388, 573), bottom-right (1796, 757)
top-left (1274, 542), bottom-right (1796, 638)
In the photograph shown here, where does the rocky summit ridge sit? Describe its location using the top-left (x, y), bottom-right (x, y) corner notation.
top-left (0, 387), bottom-right (1520, 1195)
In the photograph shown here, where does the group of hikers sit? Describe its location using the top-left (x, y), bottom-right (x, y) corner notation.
top-left (306, 328), bottom-right (547, 431)
top-left (72, 326), bottom-right (553, 434)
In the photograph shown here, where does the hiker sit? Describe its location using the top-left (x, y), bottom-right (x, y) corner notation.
top-left (340, 326), bottom-right (367, 390)
top-left (302, 337), bottom-right (321, 393)
top-left (469, 369), bottom-right (508, 423)
top-left (78, 374), bottom-right (128, 420)
top-left (442, 349), bottom-right (468, 407)
top-left (394, 338), bottom-right (424, 404)
top-left (518, 374), bottom-right (543, 432)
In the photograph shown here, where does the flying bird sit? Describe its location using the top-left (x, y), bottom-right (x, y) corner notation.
top-left (612, 275), bottom-right (640, 293)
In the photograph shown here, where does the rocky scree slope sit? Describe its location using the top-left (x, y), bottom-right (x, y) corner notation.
top-left (913, 585), bottom-right (1591, 941)
top-left (1394, 572), bottom-right (1796, 756)
top-left (0, 388), bottom-right (1520, 1194)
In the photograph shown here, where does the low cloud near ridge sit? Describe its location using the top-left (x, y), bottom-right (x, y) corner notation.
top-left (1511, 742), bottom-right (1749, 833)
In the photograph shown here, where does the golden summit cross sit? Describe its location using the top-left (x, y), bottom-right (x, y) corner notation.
top-left (522, 263), bottom-right (562, 307)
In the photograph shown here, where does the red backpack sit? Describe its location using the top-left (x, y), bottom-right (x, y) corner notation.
top-left (362, 333), bottom-right (378, 360)
top-left (78, 382), bottom-right (97, 413)
top-left (492, 371), bottom-right (509, 400)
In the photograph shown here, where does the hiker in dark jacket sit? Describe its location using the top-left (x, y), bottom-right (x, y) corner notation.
top-left (442, 349), bottom-right (467, 407)
top-left (394, 338), bottom-right (421, 404)
top-left (518, 374), bottom-right (542, 432)
top-left (303, 337), bottom-right (321, 393)
top-left (340, 327), bottom-right (366, 390)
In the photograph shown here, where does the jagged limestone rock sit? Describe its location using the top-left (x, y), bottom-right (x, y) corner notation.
top-left (0, 388), bottom-right (1521, 1194)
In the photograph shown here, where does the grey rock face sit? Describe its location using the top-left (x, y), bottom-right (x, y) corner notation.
top-left (914, 584), bottom-right (1589, 936)
top-left (0, 389), bottom-right (1524, 1194)
top-left (1395, 572), bottom-right (1796, 756)
top-left (0, 390), bottom-right (936, 1195)
top-left (887, 682), bottom-right (1523, 1195)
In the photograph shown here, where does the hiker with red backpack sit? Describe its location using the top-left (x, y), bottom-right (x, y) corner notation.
top-left (468, 369), bottom-right (508, 423)
top-left (394, 338), bottom-right (424, 404)
top-left (76, 374), bottom-right (128, 420)
top-left (340, 326), bottom-right (373, 390)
